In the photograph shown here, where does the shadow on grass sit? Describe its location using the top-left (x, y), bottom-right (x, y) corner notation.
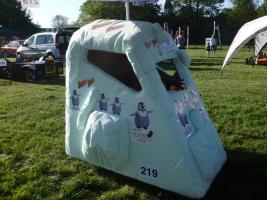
top-left (206, 149), bottom-right (267, 200)
top-left (0, 76), bottom-right (65, 86)
top-left (189, 67), bottom-right (220, 72)
top-left (91, 148), bottom-right (267, 200)
top-left (190, 59), bottom-right (224, 67)
top-left (35, 76), bottom-right (65, 86)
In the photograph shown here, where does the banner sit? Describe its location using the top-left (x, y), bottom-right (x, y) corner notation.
top-left (21, 0), bottom-right (40, 8)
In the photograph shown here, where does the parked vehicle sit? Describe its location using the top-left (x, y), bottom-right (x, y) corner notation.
top-left (16, 27), bottom-right (78, 62)
top-left (0, 59), bottom-right (9, 77)
top-left (0, 58), bottom-right (64, 82)
top-left (1, 40), bottom-right (24, 58)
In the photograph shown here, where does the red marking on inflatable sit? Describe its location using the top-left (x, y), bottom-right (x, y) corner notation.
top-left (145, 39), bottom-right (157, 49)
top-left (106, 25), bottom-right (124, 32)
top-left (91, 22), bottom-right (113, 30)
top-left (78, 78), bottom-right (95, 88)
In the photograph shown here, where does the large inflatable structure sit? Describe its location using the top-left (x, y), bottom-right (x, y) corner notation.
top-left (65, 19), bottom-right (226, 198)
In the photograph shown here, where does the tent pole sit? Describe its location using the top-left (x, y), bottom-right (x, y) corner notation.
top-left (187, 26), bottom-right (189, 49)
top-left (213, 21), bottom-right (216, 36)
top-left (217, 25), bottom-right (222, 49)
top-left (125, 0), bottom-right (130, 20)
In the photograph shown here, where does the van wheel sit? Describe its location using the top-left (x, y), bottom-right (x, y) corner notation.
top-left (25, 70), bottom-right (36, 82)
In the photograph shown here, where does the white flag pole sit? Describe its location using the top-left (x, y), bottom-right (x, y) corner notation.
top-left (125, 0), bottom-right (130, 20)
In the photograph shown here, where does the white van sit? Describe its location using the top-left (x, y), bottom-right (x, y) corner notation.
top-left (16, 28), bottom-right (77, 62)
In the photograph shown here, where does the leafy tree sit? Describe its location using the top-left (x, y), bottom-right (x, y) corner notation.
top-left (77, 1), bottom-right (124, 25)
top-left (256, 0), bottom-right (267, 16)
top-left (164, 0), bottom-right (223, 43)
top-left (77, 0), bottom-right (160, 25)
top-left (164, 0), bottom-right (174, 14)
top-left (230, 0), bottom-right (257, 28)
top-left (215, 0), bottom-right (257, 44)
top-left (0, 0), bottom-right (38, 34)
top-left (172, 0), bottom-right (224, 17)
top-left (52, 15), bottom-right (69, 29)
top-left (131, 1), bottom-right (160, 22)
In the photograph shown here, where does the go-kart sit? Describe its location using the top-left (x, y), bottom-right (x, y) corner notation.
top-left (0, 57), bottom-right (64, 82)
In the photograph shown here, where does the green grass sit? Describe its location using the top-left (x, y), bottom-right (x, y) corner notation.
top-left (0, 46), bottom-right (267, 200)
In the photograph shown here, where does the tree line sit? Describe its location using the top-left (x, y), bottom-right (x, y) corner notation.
top-left (77, 0), bottom-right (267, 44)
top-left (0, 0), bottom-right (39, 35)
top-left (1, 0), bottom-right (267, 44)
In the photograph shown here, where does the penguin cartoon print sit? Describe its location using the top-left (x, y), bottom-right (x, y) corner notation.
top-left (71, 90), bottom-right (80, 109)
top-left (183, 93), bottom-right (191, 108)
top-left (111, 97), bottom-right (123, 115)
top-left (98, 93), bottom-right (108, 111)
top-left (130, 102), bottom-right (153, 129)
top-left (191, 90), bottom-right (199, 109)
top-left (174, 100), bottom-right (188, 128)
top-left (191, 90), bottom-right (208, 123)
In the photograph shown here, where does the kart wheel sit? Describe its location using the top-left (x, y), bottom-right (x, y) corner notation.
top-left (16, 53), bottom-right (24, 63)
top-left (3, 52), bottom-right (8, 58)
top-left (1, 68), bottom-right (10, 79)
top-left (56, 66), bottom-right (63, 76)
top-left (25, 70), bottom-right (36, 82)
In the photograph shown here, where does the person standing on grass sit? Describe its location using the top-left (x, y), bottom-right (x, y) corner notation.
top-left (205, 40), bottom-right (211, 57)
top-left (175, 30), bottom-right (186, 49)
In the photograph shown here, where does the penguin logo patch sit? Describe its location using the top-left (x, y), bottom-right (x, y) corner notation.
top-left (130, 102), bottom-right (154, 143)
top-left (174, 99), bottom-right (194, 137)
top-left (190, 90), bottom-right (209, 124)
top-left (71, 90), bottom-right (80, 110)
top-left (111, 97), bottom-right (123, 115)
top-left (98, 93), bottom-right (108, 111)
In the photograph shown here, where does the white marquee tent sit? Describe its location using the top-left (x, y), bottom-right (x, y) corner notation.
top-left (254, 30), bottom-right (267, 57)
top-left (221, 15), bottom-right (267, 72)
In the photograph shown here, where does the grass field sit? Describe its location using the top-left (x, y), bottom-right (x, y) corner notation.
top-left (0, 46), bottom-right (267, 200)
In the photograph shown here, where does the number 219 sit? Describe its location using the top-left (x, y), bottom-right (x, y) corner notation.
top-left (140, 166), bottom-right (158, 178)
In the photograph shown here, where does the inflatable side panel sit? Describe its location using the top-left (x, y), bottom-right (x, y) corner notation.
top-left (65, 19), bottom-right (227, 199)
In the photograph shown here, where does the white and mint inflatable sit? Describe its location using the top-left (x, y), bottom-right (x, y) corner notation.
top-left (65, 19), bottom-right (226, 198)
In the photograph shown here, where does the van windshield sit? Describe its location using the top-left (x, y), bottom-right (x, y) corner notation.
top-left (25, 36), bottom-right (35, 46)
top-left (156, 59), bottom-right (185, 91)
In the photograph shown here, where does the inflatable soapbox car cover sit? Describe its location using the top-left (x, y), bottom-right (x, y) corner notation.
top-left (65, 19), bottom-right (226, 198)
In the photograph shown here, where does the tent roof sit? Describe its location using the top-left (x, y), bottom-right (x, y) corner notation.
top-left (254, 30), bottom-right (267, 57)
top-left (221, 15), bottom-right (267, 71)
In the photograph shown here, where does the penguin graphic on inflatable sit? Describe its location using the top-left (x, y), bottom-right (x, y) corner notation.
top-left (71, 90), bottom-right (80, 109)
top-left (111, 97), bottom-right (123, 115)
top-left (175, 100), bottom-right (189, 128)
top-left (191, 90), bottom-right (208, 124)
top-left (130, 102), bottom-right (153, 129)
top-left (98, 93), bottom-right (108, 111)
